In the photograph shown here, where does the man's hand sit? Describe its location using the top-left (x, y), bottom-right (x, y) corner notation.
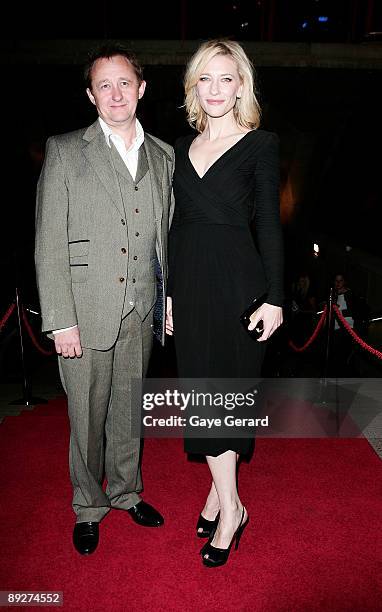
top-left (54, 326), bottom-right (83, 358)
top-left (248, 303), bottom-right (283, 342)
top-left (166, 297), bottom-right (173, 336)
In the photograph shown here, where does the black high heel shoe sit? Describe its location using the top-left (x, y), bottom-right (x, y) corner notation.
top-left (201, 507), bottom-right (248, 568)
top-left (196, 511), bottom-right (220, 538)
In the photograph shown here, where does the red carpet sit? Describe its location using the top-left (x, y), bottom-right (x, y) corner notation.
top-left (0, 398), bottom-right (381, 611)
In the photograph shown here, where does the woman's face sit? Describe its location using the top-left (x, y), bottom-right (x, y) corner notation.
top-left (196, 54), bottom-right (243, 120)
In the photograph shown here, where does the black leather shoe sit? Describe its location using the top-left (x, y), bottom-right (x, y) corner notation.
top-left (73, 521), bottom-right (99, 555)
top-left (127, 501), bottom-right (164, 527)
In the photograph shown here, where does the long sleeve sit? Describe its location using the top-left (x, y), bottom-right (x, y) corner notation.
top-left (167, 200), bottom-right (182, 297)
top-left (254, 132), bottom-right (284, 306)
top-left (35, 137), bottom-right (78, 333)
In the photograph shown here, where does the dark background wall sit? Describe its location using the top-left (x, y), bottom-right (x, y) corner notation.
top-left (1, 0), bottom-right (382, 312)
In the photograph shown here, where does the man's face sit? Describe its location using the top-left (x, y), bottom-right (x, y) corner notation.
top-left (86, 55), bottom-right (146, 128)
top-left (335, 275), bottom-right (345, 291)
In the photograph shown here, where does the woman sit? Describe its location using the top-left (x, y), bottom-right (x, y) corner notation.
top-left (166, 40), bottom-right (284, 567)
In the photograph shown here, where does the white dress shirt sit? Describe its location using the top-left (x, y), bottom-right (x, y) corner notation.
top-left (98, 116), bottom-right (144, 181)
top-left (53, 118), bottom-right (145, 335)
top-left (334, 293), bottom-right (354, 330)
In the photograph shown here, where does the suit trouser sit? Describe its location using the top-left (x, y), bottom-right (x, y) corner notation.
top-left (59, 308), bottom-right (153, 522)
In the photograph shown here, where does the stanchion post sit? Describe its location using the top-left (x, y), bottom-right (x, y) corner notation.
top-left (9, 287), bottom-right (47, 407)
top-left (320, 286), bottom-right (339, 432)
top-left (323, 286), bottom-right (335, 380)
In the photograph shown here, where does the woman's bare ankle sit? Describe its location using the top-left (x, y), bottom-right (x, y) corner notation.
top-left (201, 490), bottom-right (220, 520)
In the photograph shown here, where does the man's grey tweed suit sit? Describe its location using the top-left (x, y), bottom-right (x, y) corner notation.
top-left (35, 120), bottom-right (174, 521)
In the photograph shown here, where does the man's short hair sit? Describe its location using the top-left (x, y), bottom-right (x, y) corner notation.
top-left (84, 42), bottom-right (144, 90)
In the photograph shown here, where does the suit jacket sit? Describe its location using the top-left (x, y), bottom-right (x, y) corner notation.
top-left (35, 120), bottom-right (174, 349)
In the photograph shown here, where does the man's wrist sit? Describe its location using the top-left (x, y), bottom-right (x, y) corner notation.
top-left (52, 325), bottom-right (78, 335)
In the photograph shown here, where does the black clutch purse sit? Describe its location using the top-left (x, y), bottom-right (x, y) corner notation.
top-left (240, 293), bottom-right (268, 339)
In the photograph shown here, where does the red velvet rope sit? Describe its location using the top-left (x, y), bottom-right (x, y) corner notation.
top-left (21, 308), bottom-right (54, 357)
top-left (0, 303), bottom-right (16, 334)
top-left (10, 300), bottom-right (382, 363)
top-left (332, 304), bottom-right (382, 361)
top-left (288, 305), bottom-right (327, 353)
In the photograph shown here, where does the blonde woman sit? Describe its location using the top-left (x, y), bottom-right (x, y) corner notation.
top-left (166, 40), bottom-right (283, 567)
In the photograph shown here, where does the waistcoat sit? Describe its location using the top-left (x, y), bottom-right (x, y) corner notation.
top-left (109, 143), bottom-right (157, 320)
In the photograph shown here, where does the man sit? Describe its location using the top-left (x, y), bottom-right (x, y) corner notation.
top-left (35, 44), bottom-right (174, 555)
top-left (331, 273), bottom-right (369, 376)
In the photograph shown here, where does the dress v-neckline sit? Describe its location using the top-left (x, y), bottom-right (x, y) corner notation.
top-left (187, 130), bottom-right (254, 180)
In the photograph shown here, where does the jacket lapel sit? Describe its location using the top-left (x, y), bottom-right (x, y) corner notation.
top-left (82, 121), bottom-right (124, 216)
top-left (144, 134), bottom-right (164, 225)
top-left (135, 145), bottom-right (149, 184)
top-left (82, 122), bottom-right (168, 223)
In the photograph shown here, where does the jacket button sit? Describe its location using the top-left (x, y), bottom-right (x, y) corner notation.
top-left (121, 219), bottom-right (126, 225)
top-left (134, 185), bottom-right (139, 191)
top-left (135, 231), bottom-right (139, 236)
top-left (135, 208), bottom-right (139, 213)
top-left (133, 255), bottom-right (137, 260)
top-left (119, 277), bottom-right (125, 283)
top-left (132, 278), bottom-right (136, 283)
top-left (121, 248), bottom-right (127, 254)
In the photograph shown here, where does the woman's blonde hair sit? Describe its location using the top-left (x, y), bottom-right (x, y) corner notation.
top-left (184, 39), bottom-right (261, 133)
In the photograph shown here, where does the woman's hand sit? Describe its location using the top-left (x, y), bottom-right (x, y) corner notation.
top-left (248, 303), bottom-right (283, 342)
top-left (166, 296), bottom-right (174, 335)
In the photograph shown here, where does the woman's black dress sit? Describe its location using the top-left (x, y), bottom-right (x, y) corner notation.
top-left (168, 130), bottom-right (283, 456)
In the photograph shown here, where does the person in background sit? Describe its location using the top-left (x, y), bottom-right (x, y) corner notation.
top-left (289, 272), bottom-right (318, 356)
top-left (331, 273), bottom-right (369, 375)
top-left (291, 272), bottom-right (316, 313)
